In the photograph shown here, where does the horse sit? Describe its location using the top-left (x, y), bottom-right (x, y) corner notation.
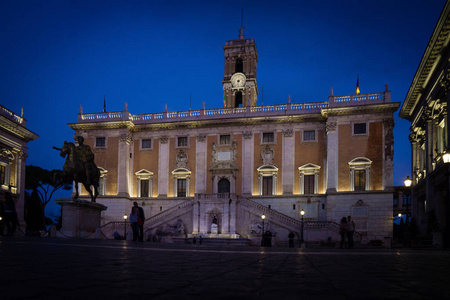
top-left (54, 141), bottom-right (100, 202)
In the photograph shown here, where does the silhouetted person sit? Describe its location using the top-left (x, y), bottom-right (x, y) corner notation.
top-left (130, 202), bottom-right (145, 242)
top-left (4, 192), bottom-right (18, 236)
top-left (288, 231), bottom-right (295, 248)
top-left (25, 188), bottom-right (44, 236)
top-left (339, 217), bottom-right (347, 249)
top-left (346, 216), bottom-right (355, 249)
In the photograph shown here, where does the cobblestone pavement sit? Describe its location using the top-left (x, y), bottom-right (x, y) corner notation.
top-left (1, 237), bottom-right (449, 300)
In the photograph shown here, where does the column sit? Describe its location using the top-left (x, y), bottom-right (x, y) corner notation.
top-left (117, 133), bottom-right (131, 197)
top-left (242, 131), bottom-right (254, 195)
top-left (326, 121), bottom-right (338, 192)
top-left (158, 136), bottom-right (169, 197)
top-left (282, 129), bottom-right (294, 194)
top-left (195, 134), bottom-right (207, 194)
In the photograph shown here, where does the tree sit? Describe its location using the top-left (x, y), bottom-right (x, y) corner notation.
top-left (25, 165), bottom-right (72, 211)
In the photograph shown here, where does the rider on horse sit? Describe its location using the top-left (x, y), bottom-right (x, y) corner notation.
top-left (75, 136), bottom-right (96, 186)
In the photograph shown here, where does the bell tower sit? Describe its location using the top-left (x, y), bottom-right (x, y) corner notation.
top-left (222, 25), bottom-right (258, 108)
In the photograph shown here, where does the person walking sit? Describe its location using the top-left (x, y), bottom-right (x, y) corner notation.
top-left (346, 216), bottom-right (355, 249)
top-left (130, 202), bottom-right (145, 242)
top-left (339, 217), bottom-right (347, 249)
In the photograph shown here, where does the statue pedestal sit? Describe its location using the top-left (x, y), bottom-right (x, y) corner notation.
top-left (211, 224), bottom-right (218, 234)
top-left (55, 198), bottom-right (107, 238)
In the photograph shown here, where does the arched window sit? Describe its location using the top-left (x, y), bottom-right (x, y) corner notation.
top-left (172, 168), bottom-right (191, 197)
top-left (135, 169), bottom-right (153, 197)
top-left (257, 164), bottom-right (278, 195)
top-left (348, 157), bottom-right (372, 191)
top-left (218, 178), bottom-right (230, 193)
top-left (235, 91), bottom-right (243, 107)
top-left (298, 163), bottom-right (321, 194)
top-left (235, 57), bottom-right (243, 73)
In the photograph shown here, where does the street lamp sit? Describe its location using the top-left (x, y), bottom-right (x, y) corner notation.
top-left (300, 209), bottom-right (305, 246)
top-left (123, 214), bottom-right (128, 240)
top-left (444, 149), bottom-right (450, 249)
top-left (261, 214), bottom-right (266, 246)
top-left (404, 176), bottom-right (412, 224)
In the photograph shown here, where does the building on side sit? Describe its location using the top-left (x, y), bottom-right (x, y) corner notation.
top-left (399, 2), bottom-right (450, 246)
top-left (0, 105), bottom-right (39, 229)
top-left (70, 27), bottom-right (400, 244)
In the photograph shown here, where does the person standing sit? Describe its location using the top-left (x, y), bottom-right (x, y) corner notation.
top-left (346, 216), bottom-right (355, 249)
top-left (4, 192), bottom-right (18, 236)
top-left (339, 217), bottom-right (347, 249)
top-left (130, 202), bottom-right (145, 242)
top-left (288, 231), bottom-right (295, 248)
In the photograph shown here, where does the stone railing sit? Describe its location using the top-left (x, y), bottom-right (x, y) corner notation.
top-left (196, 193), bottom-right (237, 201)
top-left (0, 105), bottom-right (25, 126)
top-left (77, 90), bottom-right (390, 125)
top-left (239, 197), bottom-right (363, 241)
top-left (329, 91), bottom-right (389, 108)
top-left (101, 199), bottom-right (195, 238)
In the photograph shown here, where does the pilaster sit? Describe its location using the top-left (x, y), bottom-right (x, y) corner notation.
top-left (195, 134), bottom-right (207, 194)
top-left (242, 131), bottom-right (254, 195)
top-left (282, 128), bottom-right (294, 194)
top-left (158, 136), bottom-right (169, 197)
top-left (326, 121), bottom-right (338, 192)
top-left (117, 133), bottom-right (132, 197)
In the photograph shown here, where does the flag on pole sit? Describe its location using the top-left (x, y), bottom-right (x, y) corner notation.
top-left (223, 91), bottom-right (226, 108)
top-left (103, 95), bottom-right (106, 112)
top-left (356, 76), bottom-right (360, 95)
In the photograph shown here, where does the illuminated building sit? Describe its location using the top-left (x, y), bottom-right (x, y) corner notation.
top-left (70, 26), bottom-right (399, 244)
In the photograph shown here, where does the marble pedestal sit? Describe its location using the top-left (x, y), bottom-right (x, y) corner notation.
top-left (55, 198), bottom-right (107, 238)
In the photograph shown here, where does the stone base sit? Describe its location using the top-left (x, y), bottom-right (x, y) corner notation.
top-left (55, 198), bottom-right (107, 238)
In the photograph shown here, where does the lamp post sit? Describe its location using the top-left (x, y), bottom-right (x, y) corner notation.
top-left (123, 214), bottom-right (128, 240)
top-left (443, 149), bottom-right (450, 249)
top-left (404, 176), bottom-right (412, 224)
top-left (261, 214), bottom-right (266, 246)
top-left (300, 209), bottom-right (305, 246)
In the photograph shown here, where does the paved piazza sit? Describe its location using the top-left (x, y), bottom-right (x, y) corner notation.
top-left (0, 237), bottom-right (449, 300)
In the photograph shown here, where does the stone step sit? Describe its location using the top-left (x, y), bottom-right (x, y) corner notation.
top-left (173, 237), bottom-right (251, 246)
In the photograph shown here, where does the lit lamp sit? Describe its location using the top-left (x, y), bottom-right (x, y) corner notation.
top-left (404, 176), bottom-right (412, 224)
top-left (261, 214), bottom-right (266, 246)
top-left (123, 214), bottom-right (128, 240)
top-left (300, 209), bottom-right (305, 245)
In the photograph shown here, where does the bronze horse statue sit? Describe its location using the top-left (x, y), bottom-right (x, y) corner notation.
top-left (53, 141), bottom-right (100, 202)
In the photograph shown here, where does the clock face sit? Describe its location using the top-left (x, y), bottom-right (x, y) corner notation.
top-left (231, 73), bottom-right (246, 88)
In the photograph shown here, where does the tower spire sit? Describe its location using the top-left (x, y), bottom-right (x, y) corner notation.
top-left (239, 8), bottom-right (245, 40)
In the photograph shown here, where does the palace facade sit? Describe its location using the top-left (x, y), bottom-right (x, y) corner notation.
top-left (400, 2), bottom-right (450, 246)
top-left (0, 105), bottom-right (39, 227)
top-left (70, 27), bottom-right (399, 244)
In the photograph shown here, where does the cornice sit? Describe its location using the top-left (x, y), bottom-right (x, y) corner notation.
top-left (400, 1), bottom-right (450, 120)
top-left (0, 116), bottom-right (39, 142)
top-left (68, 120), bottom-right (135, 131)
top-left (321, 103), bottom-right (400, 117)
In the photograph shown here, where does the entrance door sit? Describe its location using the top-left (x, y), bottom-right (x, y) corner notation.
top-left (218, 178), bottom-right (230, 193)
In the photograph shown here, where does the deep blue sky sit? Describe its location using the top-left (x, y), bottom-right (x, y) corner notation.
top-left (1, 0), bottom-right (446, 191)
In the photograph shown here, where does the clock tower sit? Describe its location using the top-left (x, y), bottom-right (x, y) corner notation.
top-left (222, 26), bottom-right (258, 108)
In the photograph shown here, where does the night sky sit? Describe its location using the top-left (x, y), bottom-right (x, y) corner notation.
top-left (1, 0), bottom-right (446, 204)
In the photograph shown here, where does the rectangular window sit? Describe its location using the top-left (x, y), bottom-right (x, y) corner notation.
top-left (393, 196), bottom-right (398, 206)
top-left (402, 194), bottom-right (411, 205)
top-left (177, 136), bottom-right (188, 147)
top-left (262, 132), bottom-right (274, 143)
top-left (96, 137), bottom-right (106, 147)
top-left (142, 139), bottom-right (152, 149)
top-left (177, 179), bottom-right (186, 197)
top-left (304, 175), bottom-right (315, 194)
top-left (262, 176), bottom-right (273, 195)
top-left (354, 123), bottom-right (367, 135)
top-left (0, 165), bottom-right (5, 185)
top-left (140, 179), bottom-right (149, 197)
top-left (219, 135), bottom-right (231, 145)
top-left (354, 170), bottom-right (366, 191)
top-left (303, 130), bottom-right (315, 141)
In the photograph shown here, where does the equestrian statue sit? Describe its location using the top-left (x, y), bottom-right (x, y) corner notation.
top-left (53, 136), bottom-right (100, 202)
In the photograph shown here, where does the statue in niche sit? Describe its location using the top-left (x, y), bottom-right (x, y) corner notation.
top-left (211, 214), bottom-right (219, 234)
top-left (176, 150), bottom-right (188, 168)
top-left (261, 145), bottom-right (274, 165)
top-left (211, 142), bottom-right (218, 163)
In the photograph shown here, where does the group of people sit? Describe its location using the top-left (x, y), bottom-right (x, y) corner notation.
top-left (339, 216), bottom-right (356, 249)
